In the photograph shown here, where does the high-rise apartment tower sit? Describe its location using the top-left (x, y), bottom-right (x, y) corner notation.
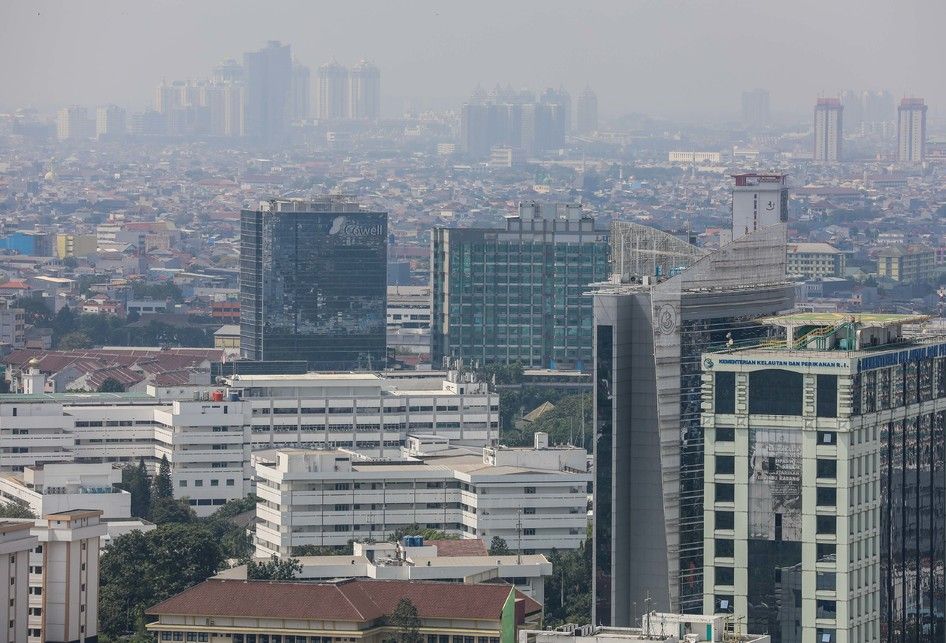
top-left (814, 98), bottom-right (843, 162)
top-left (897, 97), bottom-right (927, 163)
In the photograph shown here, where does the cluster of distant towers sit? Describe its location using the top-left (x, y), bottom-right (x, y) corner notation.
top-left (742, 88), bottom-right (929, 163)
top-left (56, 41), bottom-right (381, 144)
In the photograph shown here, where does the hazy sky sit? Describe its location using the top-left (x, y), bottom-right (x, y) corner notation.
top-left (1, 0), bottom-right (943, 121)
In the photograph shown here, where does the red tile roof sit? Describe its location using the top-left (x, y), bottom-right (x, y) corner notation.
top-left (147, 578), bottom-right (541, 622)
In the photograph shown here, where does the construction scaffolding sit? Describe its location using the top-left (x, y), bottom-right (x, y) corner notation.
top-left (611, 221), bottom-right (707, 281)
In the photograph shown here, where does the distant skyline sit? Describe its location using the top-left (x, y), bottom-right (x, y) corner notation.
top-left (1, 0), bottom-right (944, 122)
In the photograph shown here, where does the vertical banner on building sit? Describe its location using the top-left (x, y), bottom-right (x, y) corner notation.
top-left (500, 588), bottom-right (516, 643)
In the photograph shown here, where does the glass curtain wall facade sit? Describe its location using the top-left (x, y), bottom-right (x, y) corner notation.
top-left (591, 224), bottom-right (794, 627)
top-left (677, 315), bottom-right (773, 613)
top-left (240, 199), bottom-right (387, 370)
top-left (702, 329), bottom-right (946, 643)
top-left (432, 202), bottom-right (609, 371)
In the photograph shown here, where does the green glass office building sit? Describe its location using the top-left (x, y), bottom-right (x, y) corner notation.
top-left (432, 202), bottom-right (609, 371)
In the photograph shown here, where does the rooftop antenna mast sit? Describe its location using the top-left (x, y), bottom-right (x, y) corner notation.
top-left (516, 507), bottom-right (523, 564)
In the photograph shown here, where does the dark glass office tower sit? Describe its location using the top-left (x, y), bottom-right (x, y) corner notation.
top-left (240, 198), bottom-right (387, 370)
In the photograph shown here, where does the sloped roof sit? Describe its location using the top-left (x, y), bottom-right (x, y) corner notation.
top-left (147, 578), bottom-right (540, 621)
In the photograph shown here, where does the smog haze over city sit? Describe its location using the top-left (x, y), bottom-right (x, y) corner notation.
top-left (2, 0), bottom-right (945, 119)
top-left (1, 2), bottom-right (946, 642)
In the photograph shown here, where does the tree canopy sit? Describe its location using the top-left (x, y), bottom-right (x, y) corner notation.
top-left (488, 536), bottom-right (511, 556)
top-left (99, 523), bottom-right (225, 638)
top-left (246, 555), bottom-right (302, 580)
top-left (0, 501), bottom-right (36, 519)
top-left (98, 377), bottom-right (126, 392)
top-left (389, 598), bottom-right (422, 643)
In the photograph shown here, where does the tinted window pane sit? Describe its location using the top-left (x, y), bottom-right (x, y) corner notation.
top-left (715, 566), bottom-right (734, 586)
top-left (715, 510), bottom-right (734, 530)
top-left (816, 515), bottom-right (836, 535)
top-left (817, 375), bottom-right (838, 417)
top-left (816, 543), bottom-right (836, 563)
top-left (715, 539), bottom-right (734, 558)
top-left (715, 483), bottom-right (735, 503)
top-left (716, 427), bottom-right (735, 442)
top-left (715, 371), bottom-right (736, 414)
top-left (816, 458), bottom-right (837, 479)
top-left (816, 600), bottom-right (837, 618)
top-left (748, 369), bottom-right (803, 415)
top-left (816, 571), bottom-right (836, 591)
top-left (715, 455), bottom-right (735, 475)
top-left (817, 430), bottom-right (836, 445)
top-left (816, 487), bottom-right (837, 507)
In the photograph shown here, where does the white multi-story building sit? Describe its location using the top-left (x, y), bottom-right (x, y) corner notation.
top-left (668, 151), bottom-right (722, 164)
top-left (387, 285), bottom-right (432, 357)
top-left (0, 371), bottom-right (497, 517)
top-left (386, 286), bottom-right (432, 333)
top-left (0, 463), bottom-right (130, 518)
top-left (32, 510), bottom-right (104, 643)
top-left (814, 98), bottom-right (843, 162)
top-left (0, 520), bottom-right (34, 643)
top-left (701, 312), bottom-right (946, 643)
top-left (519, 616), bottom-right (771, 643)
top-left (0, 510), bottom-right (104, 643)
top-left (253, 435), bottom-right (590, 556)
top-left (730, 173), bottom-right (789, 242)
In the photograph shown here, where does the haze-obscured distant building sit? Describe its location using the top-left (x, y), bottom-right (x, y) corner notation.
top-left (290, 62), bottom-right (311, 121)
top-left (813, 97), bottom-right (843, 162)
top-left (349, 59), bottom-right (381, 120)
top-left (95, 104), bottom-right (126, 140)
top-left (897, 97), bottom-right (927, 163)
top-left (741, 89), bottom-right (770, 128)
top-left (318, 60), bottom-right (349, 120)
top-left (243, 40), bottom-right (292, 142)
top-left (460, 86), bottom-right (570, 158)
top-left (668, 151), bottom-right (722, 164)
top-left (56, 106), bottom-right (93, 141)
top-left (576, 86), bottom-right (599, 134)
top-left (240, 198), bottom-right (387, 370)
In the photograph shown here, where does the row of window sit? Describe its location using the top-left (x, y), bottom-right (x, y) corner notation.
top-left (714, 371), bottom-right (838, 417)
top-left (255, 405), bottom-right (496, 415)
top-left (179, 478), bottom-right (236, 488)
